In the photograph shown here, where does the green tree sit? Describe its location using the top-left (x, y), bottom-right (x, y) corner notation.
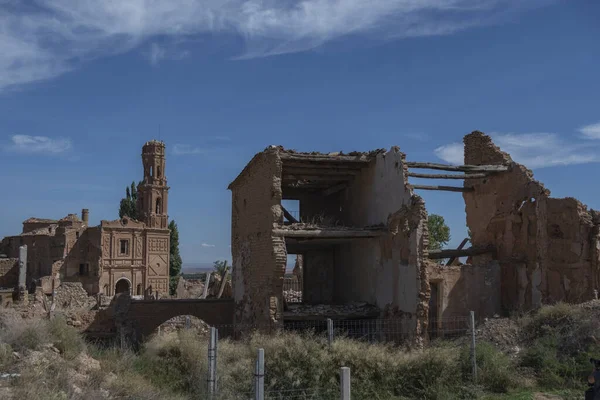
top-left (428, 214), bottom-right (451, 251)
top-left (118, 181), bottom-right (141, 219)
top-left (213, 260), bottom-right (230, 281)
top-left (169, 220), bottom-right (183, 295)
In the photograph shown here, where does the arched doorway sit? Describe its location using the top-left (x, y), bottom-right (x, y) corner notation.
top-left (115, 278), bottom-right (131, 295)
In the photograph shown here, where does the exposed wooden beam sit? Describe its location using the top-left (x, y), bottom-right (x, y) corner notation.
top-left (273, 228), bottom-right (386, 238)
top-left (217, 268), bottom-right (230, 299)
top-left (428, 245), bottom-right (495, 260)
top-left (322, 183), bottom-right (348, 196)
top-left (282, 174), bottom-right (355, 182)
top-left (412, 185), bottom-right (474, 192)
top-left (445, 237), bottom-right (470, 266)
top-left (406, 162), bottom-right (509, 173)
top-left (281, 206), bottom-right (298, 223)
top-left (280, 154), bottom-right (372, 163)
top-left (282, 161), bottom-right (365, 170)
top-left (408, 172), bottom-right (488, 179)
top-left (283, 167), bottom-right (361, 176)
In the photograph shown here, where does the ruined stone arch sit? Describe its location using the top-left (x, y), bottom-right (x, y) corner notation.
top-left (115, 277), bottom-right (131, 295)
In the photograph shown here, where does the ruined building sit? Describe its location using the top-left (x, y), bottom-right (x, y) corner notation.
top-left (229, 132), bottom-right (600, 341)
top-left (0, 140), bottom-right (171, 297)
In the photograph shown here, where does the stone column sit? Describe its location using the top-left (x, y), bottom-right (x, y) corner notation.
top-left (17, 245), bottom-right (28, 303)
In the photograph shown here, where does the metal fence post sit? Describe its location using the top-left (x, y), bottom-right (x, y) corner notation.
top-left (470, 311), bottom-right (477, 383)
top-left (255, 348), bottom-right (265, 400)
top-left (207, 327), bottom-right (218, 397)
top-left (327, 318), bottom-right (334, 347)
top-left (340, 367), bottom-right (350, 400)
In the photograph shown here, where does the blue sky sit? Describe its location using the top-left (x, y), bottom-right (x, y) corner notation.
top-left (1, 0), bottom-right (599, 266)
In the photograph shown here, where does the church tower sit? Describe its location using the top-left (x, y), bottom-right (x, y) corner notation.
top-left (137, 140), bottom-right (169, 229)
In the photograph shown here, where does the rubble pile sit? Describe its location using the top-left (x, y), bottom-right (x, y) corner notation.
top-left (54, 283), bottom-right (97, 310)
top-left (284, 302), bottom-right (380, 318)
top-left (159, 315), bottom-right (210, 335)
top-left (283, 290), bottom-right (302, 303)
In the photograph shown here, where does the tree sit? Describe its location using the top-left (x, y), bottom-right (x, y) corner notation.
top-left (213, 260), bottom-right (230, 281)
top-left (118, 181), bottom-right (141, 219)
top-left (169, 220), bottom-right (183, 295)
top-left (428, 214), bottom-right (451, 251)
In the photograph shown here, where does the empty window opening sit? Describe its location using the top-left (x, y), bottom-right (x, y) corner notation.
top-left (79, 263), bottom-right (89, 276)
top-left (150, 166), bottom-right (153, 177)
top-left (283, 253), bottom-right (303, 304)
top-left (76, 231), bottom-right (80, 239)
top-left (282, 199), bottom-right (300, 223)
top-left (120, 239), bottom-right (129, 255)
top-left (156, 197), bottom-right (162, 214)
top-left (136, 284), bottom-right (142, 296)
top-left (157, 165), bottom-right (162, 178)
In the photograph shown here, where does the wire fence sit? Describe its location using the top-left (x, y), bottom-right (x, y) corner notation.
top-left (204, 314), bottom-right (474, 344)
top-left (189, 313), bottom-right (479, 399)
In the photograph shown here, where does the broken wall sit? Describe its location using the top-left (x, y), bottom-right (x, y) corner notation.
top-left (303, 249), bottom-right (335, 304)
top-left (230, 149), bottom-right (287, 330)
top-left (463, 131), bottom-right (600, 312)
top-left (0, 258), bottom-right (18, 288)
top-left (427, 261), bottom-right (501, 321)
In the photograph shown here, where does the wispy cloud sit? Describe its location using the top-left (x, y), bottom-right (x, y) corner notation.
top-left (201, 243), bottom-right (215, 248)
top-left (579, 122), bottom-right (600, 140)
top-left (172, 144), bottom-right (205, 155)
top-left (5, 135), bottom-right (72, 155)
top-left (435, 131), bottom-right (600, 169)
top-left (0, 0), bottom-right (555, 92)
top-left (146, 42), bottom-right (190, 66)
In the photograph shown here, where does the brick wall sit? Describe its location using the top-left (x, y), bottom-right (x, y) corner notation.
top-left (463, 131), bottom-right (599, 312)
top-left (0, 258), bottom-right (18, 288)
top-left (230, 149), bottom-right (286, 330)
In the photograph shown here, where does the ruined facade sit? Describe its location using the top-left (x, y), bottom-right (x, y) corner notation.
top-left (462, 132), bottom-right (600, 312)
top-left (229, 132), bottom-right (599, 341)
top-left (228, 146), bottom-right (430, 339)
top-left (0, 140), bottom-right (171, 297)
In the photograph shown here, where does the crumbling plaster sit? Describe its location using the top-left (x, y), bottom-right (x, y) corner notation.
top-left (463, 131), bottom-right (600, 312)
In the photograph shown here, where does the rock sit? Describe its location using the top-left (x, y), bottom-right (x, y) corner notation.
top-left (72, 320), bottom-right (82, 328)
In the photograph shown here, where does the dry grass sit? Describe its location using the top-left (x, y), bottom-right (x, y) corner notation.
top-left (1, 302), bottom-right (598, 399)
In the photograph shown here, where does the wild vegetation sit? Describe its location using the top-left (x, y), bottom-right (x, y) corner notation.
top-left (1, 301), bottom-right (599, 399)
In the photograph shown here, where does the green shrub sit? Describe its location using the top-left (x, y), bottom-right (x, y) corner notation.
top-left (460, 341), bottom-right (517, 393)
top-left (47, 315), bottom-right (86, 359)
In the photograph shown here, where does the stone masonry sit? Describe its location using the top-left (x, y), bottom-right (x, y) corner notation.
top-left (0, 140), bottom-right (171, 298)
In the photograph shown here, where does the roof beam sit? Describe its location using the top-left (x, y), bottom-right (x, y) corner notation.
top-left (274, 228), bottom-right (385, 238)
top-left (280, 154), bottom-right (372, 163)
top-left (282, 174), bottom-right (355, 182)
top-left (406, 162), bottom-right (509, 173)
top-left (428, 245), bottom-right (495, 260)
top-left (407, 172), bottom-right (488, 179)
top-left (411, 185), bottom-right (474, 193)
top-left (322, 182), bottom-right (348, 196)
top-left (283, 168), bottom-right (361, 176)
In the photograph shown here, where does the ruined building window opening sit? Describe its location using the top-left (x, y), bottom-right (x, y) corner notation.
top-left (157, 165), bottom-right (162, 179)
top-left (103, 284), bottom-right (109, 295)
top-left (156, 197), bottom-right (162, 214)
top-left (76, 231), bottom-right (80, 239)
top-left (79, 263), bottom-right (89, 276)
top-left (150, 166), bottom-right (153, 177)
top-left (136, 284), bottom-right (142, 296)
top-left (120, 239), bottom-right (129, 255)
top-left (282, 199), bottom-right (300, 223)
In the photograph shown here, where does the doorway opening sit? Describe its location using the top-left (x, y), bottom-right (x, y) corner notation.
top-left (115, 278), bottom-right (131, 295)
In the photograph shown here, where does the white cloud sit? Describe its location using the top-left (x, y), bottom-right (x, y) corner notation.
top-left (146, 42), bottom-right (190, 65)
top-left (434, 132), bottom-right (600, 169)
top-left (201, 243), bottom-right (215, 248)
top-left (579, 122), bottom-right (600, 140)
top-left (148, 43), bottom-right (166, 65)
top-left (434, 142), bottom-right (463, 165)
top-left (172, 144), bottom-right (205, 155)
top-left (0, 0), bottom-right (555, 91)
top-left (6, 135), bottom-right (72, 154)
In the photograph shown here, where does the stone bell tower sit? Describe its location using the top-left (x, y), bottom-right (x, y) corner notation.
top-left (137, 140), bottom-right (169, 229)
